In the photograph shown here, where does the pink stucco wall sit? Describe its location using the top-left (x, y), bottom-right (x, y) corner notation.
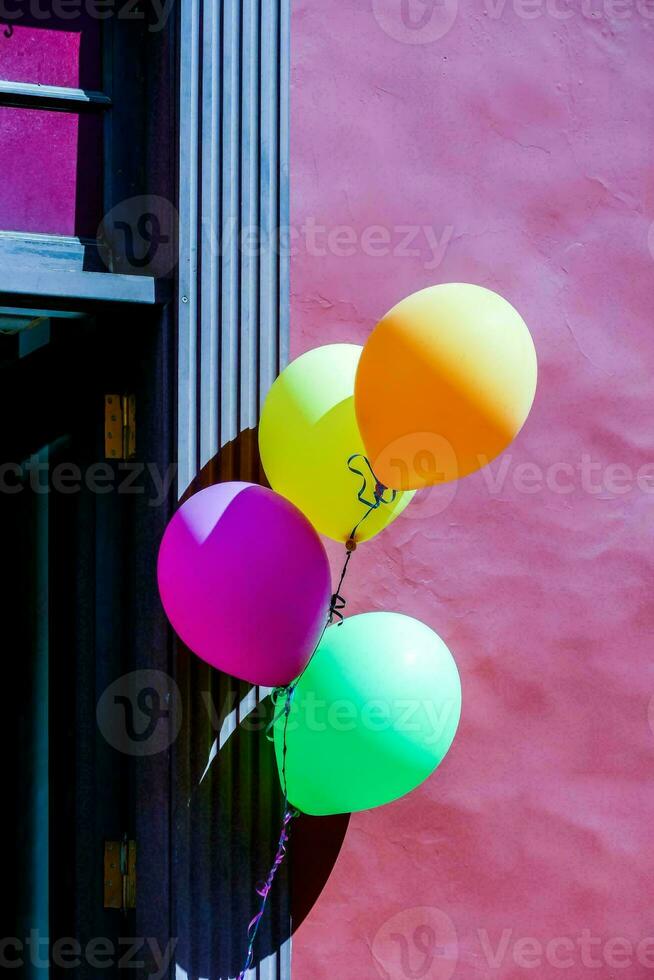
top-left (0, 23), bottom-right (102, 236)
top-left (290, 2), bottom-right (654, 978)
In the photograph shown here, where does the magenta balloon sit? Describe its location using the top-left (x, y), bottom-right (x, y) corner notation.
top-left (157, 482), bottom-right (332, 686)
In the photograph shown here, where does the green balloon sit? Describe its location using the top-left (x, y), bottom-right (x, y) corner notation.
top-left (274, 612), bottom-right (461, 815)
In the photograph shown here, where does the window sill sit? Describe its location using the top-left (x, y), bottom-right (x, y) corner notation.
top-left (0, 232), bottom-right (172, 309)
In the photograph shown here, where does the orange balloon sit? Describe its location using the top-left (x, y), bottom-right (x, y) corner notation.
top-left (354, 283), bottom-right (538, 491)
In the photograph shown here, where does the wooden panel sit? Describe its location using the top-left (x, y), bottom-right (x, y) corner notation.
top-left (0, 79), bottom-right (111, 109)
top-left (0, 265), bottom-right (165, 306)
top-left (0, 230), bottom-right (108, 273)
top-left (175, 1), bottom-right (292, 977)
top-left (178, 0), bottom-right (290, 494)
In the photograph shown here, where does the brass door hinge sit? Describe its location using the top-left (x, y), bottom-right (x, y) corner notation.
top-left (105, 394), bottom-right (136, 460)
top-left (104, 836), bottom-right (136, 911)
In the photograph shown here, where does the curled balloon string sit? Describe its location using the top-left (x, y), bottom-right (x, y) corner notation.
top-left (237, 542), bottom-right (357, 977)
top-left (347, 453), bottom-right (397, 541)
top-left (279, 685), bottom-right (294, 798)
top-left (238, 690), bottom-right (298, 980)
top-left (236, 802), bottom-right (298, 980)
top-left (347, 453), bottom-right (397, 510)
top-left (284, 543), bottom-right (357, 703)
top-left (328, 546), bottom-right (353, 625)
top-left (265, 543), bottom-right (355, 748)
top-left (329, 592), bottom-right (347, 624)
top-left (265, 683), bottom-right (296, 742)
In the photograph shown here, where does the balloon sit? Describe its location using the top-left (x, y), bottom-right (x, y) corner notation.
top-left (354, 283), bottom-right (537, 490)
top-left (157, 482), bottom-right (331, 687)
top-left (274, 612), bottom-right (461, 815)
top-left (258, 344), bottom-right (414, 543)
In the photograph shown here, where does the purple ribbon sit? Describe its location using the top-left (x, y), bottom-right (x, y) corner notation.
top-left (237, 805), bottom-right (298, 980)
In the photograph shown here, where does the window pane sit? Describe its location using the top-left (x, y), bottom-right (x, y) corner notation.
top-left (0, 13), bottom-right (102, 90)
top-left (0, 106), bottom-right (103, 236)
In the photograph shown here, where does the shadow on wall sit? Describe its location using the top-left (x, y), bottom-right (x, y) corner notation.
top-left (180, 427), bottom-right (268, 502)
top-left (174, 428), bottom-right (350, 978)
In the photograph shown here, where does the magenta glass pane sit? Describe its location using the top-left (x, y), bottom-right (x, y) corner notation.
top-left (0, 106), bottom-right (103, 237)
top-left (0, 13), bottom-right (102, 90)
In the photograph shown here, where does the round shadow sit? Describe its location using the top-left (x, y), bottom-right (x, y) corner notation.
top-left (174, 669), bottom-right (350, 978)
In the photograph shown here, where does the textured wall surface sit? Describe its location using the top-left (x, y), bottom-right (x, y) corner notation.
top-left (0, 21), bottom-right (103, 236)
top-left (290, 1), bottom-right (654, 977)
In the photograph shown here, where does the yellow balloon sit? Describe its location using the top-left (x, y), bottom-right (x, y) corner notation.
top-left (259, 344), bottom-right (414, 543)
top-left (354, 283), bottom-right (538, 490)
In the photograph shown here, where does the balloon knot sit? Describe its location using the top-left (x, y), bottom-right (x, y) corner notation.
top-left (346, 537), bottom-right (357, 552)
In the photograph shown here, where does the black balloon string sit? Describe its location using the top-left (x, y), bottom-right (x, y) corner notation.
top-left (328, 546), bottom-right (353, 624)
top-left (236, 456), bottom-right (395, 978)
top-left (240, 545), bottom-right (355, 980)
top-left (347, 453), bottom-right (397, 542)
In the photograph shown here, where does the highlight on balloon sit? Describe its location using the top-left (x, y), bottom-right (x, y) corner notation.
top-left (355, 283), bottom-right (537, 490)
